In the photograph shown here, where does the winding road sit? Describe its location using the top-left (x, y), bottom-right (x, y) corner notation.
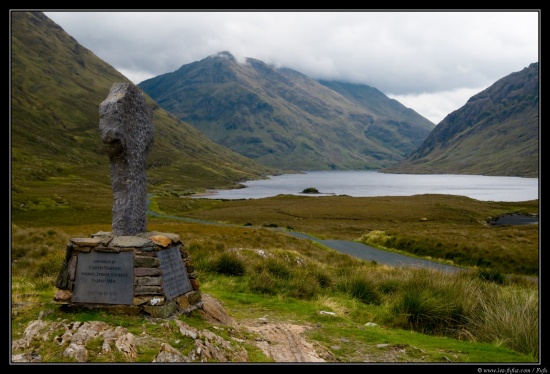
top-left (283, 230), bottom-right (463, 273)
top-left (148, 206), bottom-right (465, 273)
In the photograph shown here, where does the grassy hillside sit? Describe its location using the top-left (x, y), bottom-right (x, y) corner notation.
top-left (155, 194), bottom-right (539, 277)
top-left (11, 194), bottom-right (540, 363)
top-left (10, 12), bottom-right (540, 365)
top-left (384, 63), bottom-right (539, 178)
top-left (11, 11), bottom-right (277, 227)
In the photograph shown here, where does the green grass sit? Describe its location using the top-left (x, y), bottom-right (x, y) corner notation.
top-left (10, 12), bottom-right (540, 364)
top-left (11, 200), bottom-right (539, 362)
top-left (11, 11), bottom-right (278, 232)
top-left (155, 194), bottom-right (539, 276)
top-left (10, 178), bottom-right (540, 363)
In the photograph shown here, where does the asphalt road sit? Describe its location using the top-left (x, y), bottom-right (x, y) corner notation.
top-left (149, 202), bottom-right (539, 280)
top-left (282, 230), bottom-right (464, 273)
top-left (147, 204), bottom-right (465, 274)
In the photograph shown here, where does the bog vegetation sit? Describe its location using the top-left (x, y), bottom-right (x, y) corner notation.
top-left (11, 192), bottom-right (539, 363)
top-left (10, 11), bottom-right (540, 363)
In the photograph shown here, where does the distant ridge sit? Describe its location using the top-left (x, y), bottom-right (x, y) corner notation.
top-left (139, 51), bottom-right (435, 171)
top-left (383, 62), bottom-right (539, 178)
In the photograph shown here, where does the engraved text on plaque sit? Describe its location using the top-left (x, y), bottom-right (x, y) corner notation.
top-left (72, 252), bottom-right (134, 305)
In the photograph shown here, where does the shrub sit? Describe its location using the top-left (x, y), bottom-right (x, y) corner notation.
top-left (464, 287), bottom-right (539, 360)
top-left (475, 268), bottom-right (506, 285)
top-left (248, 271), bottom-right (277, 295)
top-left (391, 288), bottom-right (464, 334)
top-left (377, 279), bottom-right (400, 295)
top-left (389, 269), bottom-right (467, 335)
top-left (214, 252), bottom-right (245, 276)
top-left (262, 258), bottom-right (292, 280)
top-left (306, 265), bottom-right (333, 289)
top-left (338, 275), bottom-right (382, 305)
top-left (287, 274), bottom-right (320, 299)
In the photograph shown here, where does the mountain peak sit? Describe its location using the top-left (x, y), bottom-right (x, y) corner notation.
top-left (139, 54), bottom-right (434, 170)
top-left (210, 51), bottom-right (236, 62)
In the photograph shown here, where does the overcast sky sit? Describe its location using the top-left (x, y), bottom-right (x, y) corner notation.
top-left (43, 10), bottom-right (539, 124)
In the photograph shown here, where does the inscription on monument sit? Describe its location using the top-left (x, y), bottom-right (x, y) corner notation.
top-left (72, 252), bottom-right (134, 305)
top-left (157, 246), bottom-right (192, 300)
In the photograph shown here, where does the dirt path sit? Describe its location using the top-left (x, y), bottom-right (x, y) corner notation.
top-left (242, 320), bottom-right (327, 362)
top-left (200, 293), bottom-right (328, 362)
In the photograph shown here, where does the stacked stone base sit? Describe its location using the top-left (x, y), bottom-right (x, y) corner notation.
top-left (54, 231), bottom-right (201, 319)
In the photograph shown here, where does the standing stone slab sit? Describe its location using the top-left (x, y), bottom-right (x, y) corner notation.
top-left (72, 251), bottom-right (134, 305)
top-left (99, 83), bottom-right (154, 235)
top-left (157, 246), bottom-right (193, 300)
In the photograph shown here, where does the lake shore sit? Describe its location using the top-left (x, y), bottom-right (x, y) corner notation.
top-left (187, 171), bottom-right (539, 202)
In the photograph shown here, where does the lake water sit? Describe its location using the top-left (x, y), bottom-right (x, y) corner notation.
top-left (196, 171), bottom-right (539, 202)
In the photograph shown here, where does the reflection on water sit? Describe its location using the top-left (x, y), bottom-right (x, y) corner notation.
top-left (491, 214), bottom-right (539, 226)
top-left (195, 171), bottom-right (539, 202)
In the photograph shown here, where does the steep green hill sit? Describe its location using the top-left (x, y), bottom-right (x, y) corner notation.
top-left (11, 11), bottom-right (276, 225)
top-left (383, 63), bottom-right (539, 177)
top-left (139, 52), bottom-right (435, 171)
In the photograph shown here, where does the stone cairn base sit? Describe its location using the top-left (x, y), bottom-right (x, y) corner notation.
top-left (54, 231), bottom-right (201, 318)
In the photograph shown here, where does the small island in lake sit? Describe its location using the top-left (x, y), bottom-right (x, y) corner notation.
top-left (301, 187), bottom-right (319, 194)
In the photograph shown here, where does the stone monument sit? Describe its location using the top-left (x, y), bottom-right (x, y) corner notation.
top-left (99, 82), bottom-right (154, 235)
top-left (54, 83), bottom-right (201, 317)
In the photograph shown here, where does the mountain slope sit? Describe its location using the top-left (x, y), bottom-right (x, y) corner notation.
top-left (11, 12), bottom-right (276, 223)
top-left (139, 52), bottom-right (435, 171)
top-left (383, 63), bottom-right (539, 178)
top-left (317, 80), bottom-right (435, 155)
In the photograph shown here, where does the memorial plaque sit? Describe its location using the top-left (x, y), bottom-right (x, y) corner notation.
top-left (72, 252), bottom-right (134, 305)
top-left (157, 246), bottom-right (192, 300)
